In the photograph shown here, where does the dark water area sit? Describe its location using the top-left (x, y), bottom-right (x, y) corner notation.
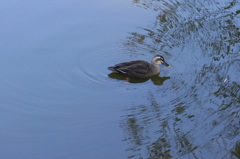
top-left (0, 0), bottom-right (239, 159)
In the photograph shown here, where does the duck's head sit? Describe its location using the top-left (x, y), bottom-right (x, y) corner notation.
top-left (152, 55), bottom-right (170, 67)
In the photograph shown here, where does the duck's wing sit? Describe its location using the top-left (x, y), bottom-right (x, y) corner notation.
top-left (108, 61), bottom-right (141, 73)
top-left (116, 61), bottom-right (151, 78)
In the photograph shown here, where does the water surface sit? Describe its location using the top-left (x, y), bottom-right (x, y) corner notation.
top-left (0, 0), bottom-right (239, 159)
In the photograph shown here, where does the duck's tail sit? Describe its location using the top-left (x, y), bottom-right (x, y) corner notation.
top-left (108, 66), bottom-right (118, 73)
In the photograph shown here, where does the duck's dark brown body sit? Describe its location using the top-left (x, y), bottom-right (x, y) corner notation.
top-left (108, 60), bottom-right (160, 78)
top-left (108, 55), bottom-right (170, 78)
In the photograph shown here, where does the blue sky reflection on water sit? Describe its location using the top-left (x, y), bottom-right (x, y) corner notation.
top-left (0, 0), bottom-right (239, 159)
top-left (0, 0), bottom-right (157, 159)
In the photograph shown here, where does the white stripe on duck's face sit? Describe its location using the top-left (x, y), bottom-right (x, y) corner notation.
top-left (152, 55), bottom-right (165, 65)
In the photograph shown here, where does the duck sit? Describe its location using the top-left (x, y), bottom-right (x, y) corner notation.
top-left (108, 55), bottom-right (170, 78)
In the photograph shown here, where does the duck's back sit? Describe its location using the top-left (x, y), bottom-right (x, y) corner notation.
top-left (115, 60), bottom-right (147, 68)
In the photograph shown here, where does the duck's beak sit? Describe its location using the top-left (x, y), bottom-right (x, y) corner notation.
top-left (163, 61), bottom-right (170, 67)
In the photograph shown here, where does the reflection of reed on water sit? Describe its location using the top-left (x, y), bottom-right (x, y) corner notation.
top-left (121, 0), bottom-right (240, 158)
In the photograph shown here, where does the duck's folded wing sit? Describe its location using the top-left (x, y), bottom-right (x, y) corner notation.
top-left (117, 62), bottom-right (151, 77)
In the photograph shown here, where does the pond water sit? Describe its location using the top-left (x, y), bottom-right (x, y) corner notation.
top-left (0, 0), bottom-right (239, 159)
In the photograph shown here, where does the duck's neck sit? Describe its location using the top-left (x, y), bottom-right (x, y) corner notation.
top-left (150, 63), bottom-right (160, 74)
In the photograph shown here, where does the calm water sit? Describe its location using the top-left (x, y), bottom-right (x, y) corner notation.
top-left (0, 0), bottom-right (239, 159)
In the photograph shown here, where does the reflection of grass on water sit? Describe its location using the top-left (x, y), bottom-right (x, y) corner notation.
top-left (232, 142), bottom-right (240, 159)
top-left (108, 73), bottom-right (170, 85)
top-left (121, 0), bottom-right (240, 158)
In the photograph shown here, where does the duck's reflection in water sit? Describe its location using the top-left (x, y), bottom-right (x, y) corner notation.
top-left (108, 73), bottom-right (170, 85)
